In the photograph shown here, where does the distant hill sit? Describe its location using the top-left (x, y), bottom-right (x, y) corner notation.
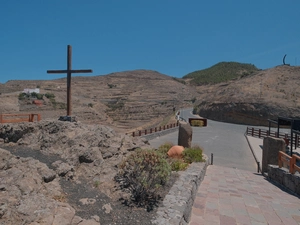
top-left (183, 62), bottom-right (260, 85)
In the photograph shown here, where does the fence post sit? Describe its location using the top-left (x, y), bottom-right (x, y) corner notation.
top-left (145, 129), bottom-right (147, 135)
top-left (150, 128), bottom-right (152, 134)
top-left (132, 131), bottom-right (135, 137)
top-left (290, 155), bottom-right (296, 174)
top-left (139, 130), bottom-right (141, 136)
top-left (211, 153), bottom-right (213, 165)
top-left (259, 129), bottom-right (261, 138)
top-left (251, 128), bottom-right (254, 136)
top-left (257, 162), bottom-right (260, 173)
top-left (167, 125), bottom-right (169, 129)
top-left (163, 125), bottom-right (165, 130)
top-left (155, 127), bottom-right (157, 132)
top-left (0, 114), bottom-right (2, 123)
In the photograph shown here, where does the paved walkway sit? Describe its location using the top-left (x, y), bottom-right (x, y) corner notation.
top-left (189, 165), bottom-right (300, 225)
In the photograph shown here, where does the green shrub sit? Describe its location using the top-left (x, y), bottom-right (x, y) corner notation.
top-left (18, 93), bottom-right (27, 100)
top-left (115, 149), bottom-right (171, 210)
top-left (45, 93), bottom-right (55, 99)
top-left (156, 142), bottom-right (173, 157)
top-left (36, 93), bottom-right (44, 100)
top-left (183, 146), bottom-right (204, 163)
top-left (170, 158), bottom-right (189, 171)
top-left (88, 103), bottom-right (93, 108)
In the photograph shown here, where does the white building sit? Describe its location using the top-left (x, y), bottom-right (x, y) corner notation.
top-left (23, 88), bottom-right (40, 94)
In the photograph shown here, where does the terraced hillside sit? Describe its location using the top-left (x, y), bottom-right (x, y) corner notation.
top-left (0, 70), bottom-right (198, 132)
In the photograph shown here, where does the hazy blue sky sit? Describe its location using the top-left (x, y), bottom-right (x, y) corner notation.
top-left (1, 1), bottom-right (299, 83)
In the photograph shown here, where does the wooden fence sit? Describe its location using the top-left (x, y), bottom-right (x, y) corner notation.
top-left (278, 151), bottom-right (300, 174)
top-left (246, 127), bottom-right (300, 148)
top-left (130, 122), bottom-right (179, 137)
top-left (0, 113), bottom-right (41, 123)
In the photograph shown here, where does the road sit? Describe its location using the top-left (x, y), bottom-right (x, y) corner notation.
top-left (149, 109), bottom-right (257, 172)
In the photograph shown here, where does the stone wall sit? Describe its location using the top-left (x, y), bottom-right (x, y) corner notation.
top-left (152, 155), bottom-right (209, 225)
top-left (267, 165), bottom-right (300, 196)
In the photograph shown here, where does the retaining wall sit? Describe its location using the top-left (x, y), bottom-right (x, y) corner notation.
top-left (152, 155), bottom-right (209, 225)
top-left (267, 165), bottom-right (300, 196)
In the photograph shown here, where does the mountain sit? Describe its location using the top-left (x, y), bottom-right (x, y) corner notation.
top-left (183, 62), bottom-right (260, 85)
top-left (1, 64), bottom-right (300, 129)
top-left (0, 70), bottom-right (198, 132)
top-left (193, 65), bottom-right (300, 125)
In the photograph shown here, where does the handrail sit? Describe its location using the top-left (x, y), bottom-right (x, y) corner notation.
top-left (278, 151), bottom-right (292, 169)
top-left (278, 151), bottom-right (300, 174)
top-left (0, 113), bottom-right (41, 123)
top-left (130, 121), bottom-right (179, 137)
top-left (291, 154), bottom-right (300, 174)
top-left (246, 127), bottom-right (299, 147)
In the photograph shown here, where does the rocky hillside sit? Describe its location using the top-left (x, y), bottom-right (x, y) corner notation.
top-left (192, 65), bottom-right (300, 125)
top-left (0, 120), bottom-right (154, 225)
top-left (0, 70), bottom-right (198, 132)
top-left (1, 65), bottom-right (300, 127)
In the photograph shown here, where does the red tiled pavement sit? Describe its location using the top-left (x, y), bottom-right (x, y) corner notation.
top-left (189, 165), bottom-right (300, 225)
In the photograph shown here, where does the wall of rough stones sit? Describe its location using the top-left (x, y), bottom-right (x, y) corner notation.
top-left (267, 165), bottom-right (300, 196)
top-left (152, 155), bottom-right (209, 225)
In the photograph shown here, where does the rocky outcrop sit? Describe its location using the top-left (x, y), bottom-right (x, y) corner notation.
top-left (194, 102), bottom-right (300, 126)
top-left (0, 148), bottom-right (102, 225)
top-left (0, 120), bottom-right (150, 224)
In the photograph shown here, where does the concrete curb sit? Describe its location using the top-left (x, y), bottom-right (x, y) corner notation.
top-left (244, 133), bottom-right (262, 173)
top-left (152, 154), bottom-right (209, 225)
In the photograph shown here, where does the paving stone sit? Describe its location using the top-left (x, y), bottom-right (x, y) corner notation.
top-left (189, 165), bottom-right (300, 225)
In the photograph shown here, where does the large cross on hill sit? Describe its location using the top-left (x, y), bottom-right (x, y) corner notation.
top-left (47, 45), bottom-right (92, 116)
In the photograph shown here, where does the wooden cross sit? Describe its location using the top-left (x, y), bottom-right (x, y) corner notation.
top-left (47, 45), bottom-right (92, 116)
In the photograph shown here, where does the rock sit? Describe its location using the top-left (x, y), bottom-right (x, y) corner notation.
top-left (178, 121), bottom-right (192, 148)
top-left (52, 202), bottom-right (76, 225)
top-left (52, 160), bottom-right (74, 177)
top-left (78, 219), bottom-right (100, 225)
top-left (102, 203), bottom-right (112, 214)
top-left (79, 198), bottom-right (96, 205)
top-left (79, 147), bottom-right (103, 164)
top-left (0, 120), bottom-right (153, 224)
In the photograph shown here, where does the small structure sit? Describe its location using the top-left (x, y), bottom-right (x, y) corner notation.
top-left (268, 116), bottom-right (300, 156)
top-left (23, 88), bottom-right (40, 94)
top-left (189, 118), bottom-right (207, 127)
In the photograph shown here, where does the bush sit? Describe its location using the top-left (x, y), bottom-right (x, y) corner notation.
top-left (115, 149), bottom-right (171, 210)
top-left (18, 93), bottom-right (27, 100)
top-left (183, 146), bottom-right (204, 163)
top-left (45, 93), bottom-right (55, 99)
top-left (88, 103), bottom-right (93, 108)
top-left (156, 142), bottom-right (173, 157)
top-left (36, 93), bottom-right (44, 100)
top-left (170, 158), bottom-right (189, 171)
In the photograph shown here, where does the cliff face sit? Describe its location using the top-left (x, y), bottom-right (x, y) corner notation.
top-left (193, 65), bottom-right (300, 125)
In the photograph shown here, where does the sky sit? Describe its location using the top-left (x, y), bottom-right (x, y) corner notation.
top-left (0, 0), bottom-right (299, 83)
